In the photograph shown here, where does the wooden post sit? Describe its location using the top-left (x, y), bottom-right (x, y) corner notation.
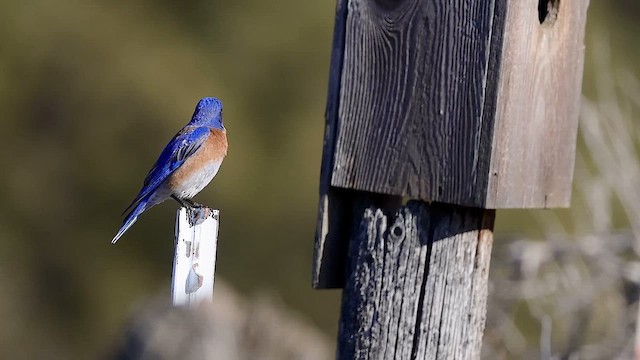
top-left (337, 202), bottom-right (494, 359)
top-left (314, 0), bottom-right (589, 358)
top-left (172, 207), bottom-right (219, 306)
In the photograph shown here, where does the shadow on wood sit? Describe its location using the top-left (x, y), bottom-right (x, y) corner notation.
top-left (314, 188), bottom-right (402, 288)
top-left (314, 0), bottom-right (589, 289)
top-left (327, 0), bottom-right (588, 209)
top-left (338, 201), bottom-right (495, 359)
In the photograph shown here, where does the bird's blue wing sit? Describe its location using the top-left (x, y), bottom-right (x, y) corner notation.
top-left (122, 126), bottom-right (211, 215)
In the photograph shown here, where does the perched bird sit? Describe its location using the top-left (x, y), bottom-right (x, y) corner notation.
top-left (112, 97), bottom-right (228, 244)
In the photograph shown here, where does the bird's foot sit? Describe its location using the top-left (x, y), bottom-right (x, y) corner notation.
top-left (184, 198), bottom-right (206, 209)
top-left (171, 195), bottom-right (196, 209)
top-left (172, 195), bottom-right (207, 210)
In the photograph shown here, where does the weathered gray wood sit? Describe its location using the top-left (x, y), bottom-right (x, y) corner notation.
top-left (314, 0), bottom-right (351, 289)
top-left (315, 189), bottom-right (402, 288)
top-left (313, 0), bottom-right (407, 289)
top-left (338, 201), bottom-right (494, 359)
top-left (486, 0), bottom-right (589, 207)
top-left (314, 0), bottom-right (588, 288)
top-left (331, 0), bottom-right (504, 208)
top-left (326, 0), bottom-right (588, 209)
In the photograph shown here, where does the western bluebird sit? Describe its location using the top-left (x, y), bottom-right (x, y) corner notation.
top-left (112, 97), bottom-right (228, 244)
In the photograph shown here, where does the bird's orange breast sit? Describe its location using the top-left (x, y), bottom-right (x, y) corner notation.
top-left (166, 128), bottom-right (228, 191)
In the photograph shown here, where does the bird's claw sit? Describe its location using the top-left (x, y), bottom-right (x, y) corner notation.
top-left (173, 196), bottom-right (206, 209)
top-left (185, 199), bottom-right (205, 209)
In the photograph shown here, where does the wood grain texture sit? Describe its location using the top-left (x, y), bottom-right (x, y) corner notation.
top-left (486, 0), bottom-right (589, 208)
top-left (337, 201), bottom-right (494, 359)
top-left (327, 0), bottom-right (588, 208)
top-left (331, 0), bottom-right (506, 207)
top-left (314, 0), bottom-right (588, 287)
top-left (314, 0), bottom-right (352, 289)
top-left (315, 189), bottom-right (402, 289)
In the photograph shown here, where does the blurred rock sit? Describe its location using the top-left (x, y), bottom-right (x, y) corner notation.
top-left (110, 281), bottom-right (332, 360)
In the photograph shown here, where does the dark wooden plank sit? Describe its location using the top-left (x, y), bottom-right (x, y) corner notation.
top-left (486, 0), bottom-right (589, 208)
top-left (315, 189), bottom-right (402, 289)
top-left (327, 0), bottom-right (588, 209)
top-left (337, 201), bottom-right (495, 359)
top-left (312, 0), bottom-right (407, 288)
top-left (314, 0), bottom-right (351, 289)
top-left (331, 0), bottom-right (507, 207)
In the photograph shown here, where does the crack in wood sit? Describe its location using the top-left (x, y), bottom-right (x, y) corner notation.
top-left (338, 202), bottom-right (494, 359)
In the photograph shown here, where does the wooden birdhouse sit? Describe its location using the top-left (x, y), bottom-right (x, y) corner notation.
top-left (314, 0), bottom-right (589, 289)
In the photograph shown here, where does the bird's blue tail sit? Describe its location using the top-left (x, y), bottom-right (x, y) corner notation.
top-left (112, 199), bottom-right (149, 244)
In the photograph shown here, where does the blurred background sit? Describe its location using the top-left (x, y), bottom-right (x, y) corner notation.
top-left (0, 0), bottom-right (638, 359)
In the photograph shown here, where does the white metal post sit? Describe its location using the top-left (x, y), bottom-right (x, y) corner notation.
top-left (172, 207), bottom-right (219, 306)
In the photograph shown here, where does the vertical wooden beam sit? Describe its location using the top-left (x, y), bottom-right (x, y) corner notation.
top-left (314, 0), bottom-right (588, 356)
top-left (172, 207), bottom-right (220, 306)
top-left (314, 0), bottom-right (351, 289)
top-left (338, 201), bottom-right (494, 359)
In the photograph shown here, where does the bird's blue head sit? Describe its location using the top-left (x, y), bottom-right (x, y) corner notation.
top-left (190, 97), bottom-right (224, 130)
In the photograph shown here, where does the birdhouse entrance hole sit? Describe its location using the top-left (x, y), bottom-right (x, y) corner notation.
top-left (538, 0), bottom-right (560, 25)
